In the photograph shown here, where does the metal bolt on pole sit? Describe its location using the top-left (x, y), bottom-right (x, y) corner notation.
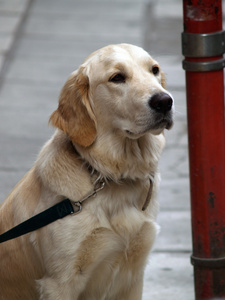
top-left (182, 0), bottom-right (225, 299)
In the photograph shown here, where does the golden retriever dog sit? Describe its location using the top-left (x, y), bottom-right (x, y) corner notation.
top-left (0, 44), bottom-right (173, 299)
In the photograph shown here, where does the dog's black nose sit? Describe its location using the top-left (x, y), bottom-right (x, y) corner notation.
top-left (149, 93), bottom-right (173, 114)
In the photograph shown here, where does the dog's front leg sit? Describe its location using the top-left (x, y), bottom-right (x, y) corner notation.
top-left (117, 274), bottom-right (144, 300)
top-left (37, 276), bottom-right (84, 300)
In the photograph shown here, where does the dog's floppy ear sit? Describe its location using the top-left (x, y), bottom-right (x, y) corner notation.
top-left (49, 68), bottom-right (97, 147)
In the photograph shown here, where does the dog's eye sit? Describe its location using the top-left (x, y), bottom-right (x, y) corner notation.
top-left (109, 73), bottom-right (126, 83)
top-left (152, 66), bottom-right (160, 76)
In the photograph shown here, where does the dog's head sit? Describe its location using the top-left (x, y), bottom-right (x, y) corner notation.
top-left (49, 44), bottom-right (174, 147)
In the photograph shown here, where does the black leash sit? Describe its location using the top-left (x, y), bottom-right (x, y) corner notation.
top-left (0, 175), bottom-right (106, 244)
top-left (0, 199), bottom-right (77, 244)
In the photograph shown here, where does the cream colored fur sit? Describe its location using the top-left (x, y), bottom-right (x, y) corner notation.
top-left (0, 44), bottom-right (173, 299)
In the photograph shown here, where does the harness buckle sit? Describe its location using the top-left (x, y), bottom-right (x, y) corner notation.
top-left (71, 201), bottom-right (82, 214)
top-left (70, 174), bottom-right (106, 213)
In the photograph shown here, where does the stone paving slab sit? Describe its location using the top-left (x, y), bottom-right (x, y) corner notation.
top-left (0, 15), bottom-right (21, 34)
top-left (158, 55), bottom-right (185, 90)
top-left (14, 36), bottom-right (109, 60)
top-left (0, 0), bottom-right (30, 72)
top-left (155, 0), bottom-right (183, 18)
top-left (0, 0), bottom-right (29, 13)
top-left (155, 210), bottom-right (192, 252)
top-left (143, 252), bottom-right (194, 300)
top-left (0, 83), bottom-right (56, 138)
top-left (164, 120), bottom-right (188, 147)
top-left (160, 146), bottom-right (189, 179)
top-left (30, 0), bottom-right (142, 15)
top-left (5, 56), bottom-right (84, 87)
top-left (24, 17), bottom-right (141, 41)
top-left (143, 0), bottom-right (183, 56)
top-left (158, 177), bottom-right (190, 211)
top-left (0, 35), bottom-right (14, 54)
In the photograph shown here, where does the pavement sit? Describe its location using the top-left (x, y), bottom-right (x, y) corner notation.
top-left (0, 0), bottom-right (194, 298)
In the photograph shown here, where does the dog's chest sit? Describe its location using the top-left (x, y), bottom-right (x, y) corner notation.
top-left (73, 214), bottom-right (154, 299)
top-left (73, 180), bottom-right (154, 269)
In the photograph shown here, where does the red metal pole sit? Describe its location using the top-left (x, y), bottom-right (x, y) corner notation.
top-left (182, 0), bottom-right (225, 299)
